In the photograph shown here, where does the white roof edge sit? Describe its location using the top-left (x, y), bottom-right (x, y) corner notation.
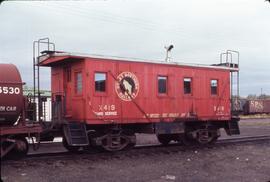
top-left (40, 51), bottom-right (239, 71)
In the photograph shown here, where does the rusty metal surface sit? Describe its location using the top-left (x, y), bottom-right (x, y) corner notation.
top-left (264, 100), bottom-right (270, 113)
top-left (0, 64), bottom-right (23, 125)
top-left (0, 123), bottom-right (42, 136)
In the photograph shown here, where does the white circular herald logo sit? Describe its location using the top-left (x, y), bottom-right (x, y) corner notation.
top-left (115, 72), bottom-right (139, 101)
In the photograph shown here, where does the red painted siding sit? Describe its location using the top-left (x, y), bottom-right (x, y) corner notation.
top-left (46, 56), bottom-right (231, 124)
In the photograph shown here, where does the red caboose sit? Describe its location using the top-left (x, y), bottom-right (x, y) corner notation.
top-left (39, 50), bottom-right (240, 151)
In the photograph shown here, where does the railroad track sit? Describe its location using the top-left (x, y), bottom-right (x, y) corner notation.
top-left (217, 135), bottom-right (270, 144)
top-left (134, 135), bottom-right (270, 149)
top-left (3, 135), bottom-right (270, 162)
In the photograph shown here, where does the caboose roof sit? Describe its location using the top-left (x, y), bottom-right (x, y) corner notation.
top-left (38, 51), bottom-right (239, 71)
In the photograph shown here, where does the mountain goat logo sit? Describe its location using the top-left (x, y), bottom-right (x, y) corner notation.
top-left (115, 72), bottom-right (139, 101)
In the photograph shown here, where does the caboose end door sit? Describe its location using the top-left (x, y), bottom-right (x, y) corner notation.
top-left (64, 66), bottom-right (73, 118)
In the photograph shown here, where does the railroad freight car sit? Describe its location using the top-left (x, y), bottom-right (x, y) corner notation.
top-left (37, 46), bottom-right (240, 151)
top-left (243, 99), bottom-right (270, 114)
top-left (0, 64), bottom-right (42, 158)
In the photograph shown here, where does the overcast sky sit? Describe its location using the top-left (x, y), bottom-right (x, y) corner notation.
top-left (0, 0), bottom-right (269, 96)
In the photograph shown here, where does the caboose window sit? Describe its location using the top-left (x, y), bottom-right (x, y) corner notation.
top-left (95, 73), bottom-right (106, 92)
top-left (158, 76), bottom-right (167, 94)
top-left (75, 72), bottom-right (82, 94)
top-left (211, 79), bottom-right (218, 95)
top-left (184, 78), bottom-right (192, 94)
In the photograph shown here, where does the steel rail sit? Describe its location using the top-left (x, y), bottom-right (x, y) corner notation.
top-left (3, 135), bottom-right (270, 162)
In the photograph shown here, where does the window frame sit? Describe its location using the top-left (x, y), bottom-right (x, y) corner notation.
top-left (157, 75), bottom-right (168, 96)
top-left (94, 72), bottom-right (107, 94)
top-left (74, 71), bottom-right (83, 95)
top-left (210, 79), bottom-right (218, 96)
top-left (183, 77), bottom-right (192, 95)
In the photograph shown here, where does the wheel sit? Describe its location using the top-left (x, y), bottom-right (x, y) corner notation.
top-left (157, 134), bottom-right (172, 145)
top-left (7, 137), bottom-right (29, 159)
top-left (179, 133), bottom-right (197, 146)
top-left (100, 134), bottom-right (129, 151)
top-left (62, 137), bottom-right (80, 152)
top-left (195, 129), bottom-right (220, 145)
top-left (95, 130), bottom-right (136, 152)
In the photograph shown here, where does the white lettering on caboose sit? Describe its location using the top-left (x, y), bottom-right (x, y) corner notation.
top-left (94, 104), bottom-right (118, 116)
top-left (214, 105), bottom-right (225, 115)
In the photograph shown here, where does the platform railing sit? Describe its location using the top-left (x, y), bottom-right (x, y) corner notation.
top-left (219, 50), bottom-right (240, 115)
top-left (33, 38), bottom-right (55, 122)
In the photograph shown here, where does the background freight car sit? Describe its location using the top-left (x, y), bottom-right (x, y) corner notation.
top-left (243, 99), bottom-right (270, 114)
top-left (0, 63), bottom-right (42, 158)
top-left (0, 64), bottom-right (24, 126)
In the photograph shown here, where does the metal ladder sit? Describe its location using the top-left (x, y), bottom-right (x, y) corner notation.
top-left (227, 119), bottom-right (240, 135)
top-left (220, 50), bottom-right (240, 115)
top-left (33, 38), bottom-right (55, 122)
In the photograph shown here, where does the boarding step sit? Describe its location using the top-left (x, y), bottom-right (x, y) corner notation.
top-left (227, 120), bottom-right (240, 135)
top-left (64, 122), bottom-right (89, 146)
